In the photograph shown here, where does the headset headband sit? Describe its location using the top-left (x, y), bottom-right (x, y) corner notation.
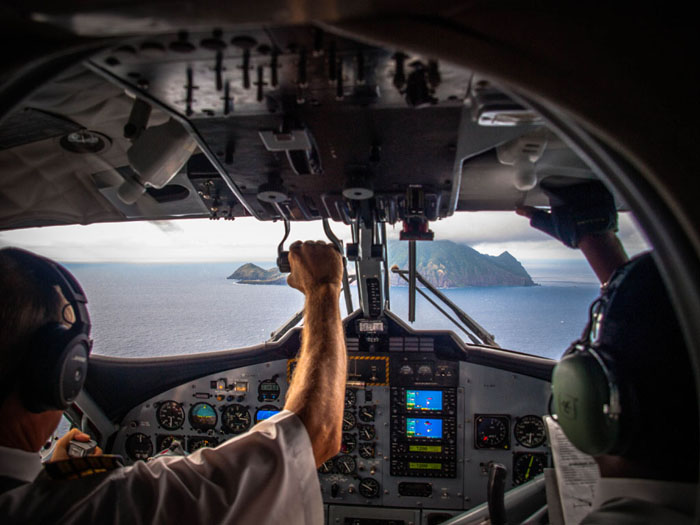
top-left (2, 248), bottom-right (91, 337)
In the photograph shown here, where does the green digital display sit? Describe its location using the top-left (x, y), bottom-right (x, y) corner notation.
top-left (409, 462), bottom-right (442, 470)
top-left (409, 445), bottom-right (442, 453)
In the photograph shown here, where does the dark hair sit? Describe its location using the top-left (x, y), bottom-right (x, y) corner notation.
top-left (0, 248), bottom-right (63, 403)
top-left (600, 252), bottom-right (698, 481)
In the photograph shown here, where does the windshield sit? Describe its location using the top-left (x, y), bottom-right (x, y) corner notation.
top-left (0, 211), bottom-right (649, 359)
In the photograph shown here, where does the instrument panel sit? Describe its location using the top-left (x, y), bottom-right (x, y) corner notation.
top-left (112, 332), bottom-right (551, 521)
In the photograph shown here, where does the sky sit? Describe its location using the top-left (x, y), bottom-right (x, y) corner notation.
top-left (0, 211), bottom-right (650, 281)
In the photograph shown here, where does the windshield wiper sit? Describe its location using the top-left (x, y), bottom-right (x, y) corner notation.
top-left (391, 267), bottom-right (499, 347)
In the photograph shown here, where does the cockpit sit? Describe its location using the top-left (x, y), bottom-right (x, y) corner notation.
top-left (1, 4), bottom-right (698, 524)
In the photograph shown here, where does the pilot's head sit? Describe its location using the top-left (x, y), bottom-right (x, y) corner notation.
top-left (0, 248), bottom-right (91, 451)
top-left (552, 252), bottom-right (699, 482)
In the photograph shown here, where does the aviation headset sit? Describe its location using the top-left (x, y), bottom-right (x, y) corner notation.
top-left (550, 254), bottom-right (650, 456)
top-left (2, 248), bottom-right (92, 413)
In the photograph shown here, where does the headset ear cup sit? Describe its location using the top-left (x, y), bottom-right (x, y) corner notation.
top-left (22, 324), bottom-right (89, 413)
top-left (551, 351), bottom-right (622, 455)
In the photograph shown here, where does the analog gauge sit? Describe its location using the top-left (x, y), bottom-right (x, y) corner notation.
top-left (221, 404), bottom-right (251, 434)
top-left (125, 433), bottom-right (153, 461)
top-left (358, 425), bottom-right (376, 441)
top-left (358, 405), bottom-right (375, 422)
top-left (399, 364), bottom-right (414, 376)
top-left (318, 459), bottom-right (335, 474)
top-left (258, 379), bottom-right (280, 401)
top-left (188, 437), bottom-right (218, 453)
top-left (359, 443), bottom-right (376, 459)
top-left (514, 415), bottom-right (546, 448)
top-left (156, 435), bottom-right (183, 453)
top-left (342, 411), bottom-right (357, 431)
top-left (475, 415), bottom-right (509, 449)
top-left (341, 433), bottom-right (357, 454)
top-left (335, 454), bottom-right (357, 475)
top-left (189, 402), bottom-right (218, 431)
top-left (156, 401), bottom-right (185, 431)
top-left (513, 453), bottom-right (547, 485)
top-left (345, 388), bottom-right (357, 408)
top-left (358, 477), bottom-right (381, 498)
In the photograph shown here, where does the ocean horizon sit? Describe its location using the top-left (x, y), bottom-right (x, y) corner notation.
top-left (65, 262), bottom-right (600, 361)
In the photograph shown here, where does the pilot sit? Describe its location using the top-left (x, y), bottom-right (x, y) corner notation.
top-left (0, 241), bottom-right (346, 524)
top-left (519, 181), bottom-right (699, 523)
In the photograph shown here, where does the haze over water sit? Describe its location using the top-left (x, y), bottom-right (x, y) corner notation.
top-left (67, 262), bottom-right (599, 361)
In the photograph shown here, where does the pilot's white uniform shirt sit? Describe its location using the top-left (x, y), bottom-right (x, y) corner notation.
top-left (0, 410), bottom-right (323, 525)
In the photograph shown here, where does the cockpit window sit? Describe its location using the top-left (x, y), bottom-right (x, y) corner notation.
top-left (0, 211), bottom-right (648, 358)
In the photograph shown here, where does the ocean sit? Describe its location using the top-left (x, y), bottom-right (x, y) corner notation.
top-left (66, 263), bottom-right (600, 361)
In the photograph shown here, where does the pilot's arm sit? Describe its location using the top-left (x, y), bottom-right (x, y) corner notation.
top-left (517, 180), bottom-right (628, 283)
top-left (284, 240), bottom-right (346, 466)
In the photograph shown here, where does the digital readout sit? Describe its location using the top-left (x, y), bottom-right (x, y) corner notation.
top-left (260, 383), bottom-right (278, 391)
top-left (256, 410), bottom-right (281, 421)
top-left (406, 390), bottom-right (442, 411)
top-left (409, 462), bottom-right (442, 470)
top-left (406, 418), bottom-right (443, 439)
top-left (409, 445), bottom-right (442, 453)
top-left (358, 320), bottom-right (385, 333)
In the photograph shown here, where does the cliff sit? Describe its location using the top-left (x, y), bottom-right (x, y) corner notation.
top-left (388, 240), bottom-right (535, 287)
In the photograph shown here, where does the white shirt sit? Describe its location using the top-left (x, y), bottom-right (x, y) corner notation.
top-left (0, 410), bottom-right (323, 525)
top-left (0, 446), bottom-right (42, 483)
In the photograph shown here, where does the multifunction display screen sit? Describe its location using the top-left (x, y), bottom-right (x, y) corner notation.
top-left (406, 390), bottom-right (442, 411)
top-left (256, 410), bottom-right (281, 421)
top-left (406, 418), bottom-right (443, 439)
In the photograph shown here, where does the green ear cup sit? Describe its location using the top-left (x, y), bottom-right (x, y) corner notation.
top-left (551, 351), bottom-right (622, 455)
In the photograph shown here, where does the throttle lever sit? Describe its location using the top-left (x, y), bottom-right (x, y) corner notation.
top-left (276, 220), bottom-right (292, 273)
top-left (487, 462), bottom-right (508, 525)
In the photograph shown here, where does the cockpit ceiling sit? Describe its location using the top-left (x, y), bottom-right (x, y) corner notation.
top-left (0, 24), bottom-right (613, 231)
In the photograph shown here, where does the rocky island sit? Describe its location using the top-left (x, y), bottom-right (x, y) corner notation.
top-left (388, 240), bottom-right (535, 287)
top-left (227, 263), bottom-right (286, 285)
top-left (229, 240), bottom-right (534, 288)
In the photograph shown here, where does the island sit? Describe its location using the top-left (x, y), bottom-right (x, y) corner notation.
top-left (229, 240), bottom-right (535, 288)
top-left (227, 263), bottom-right (286, 285)
top-left (388, 240), bottom-right (535, 287)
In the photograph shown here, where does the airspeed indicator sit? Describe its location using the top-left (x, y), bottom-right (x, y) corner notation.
top-left (514, 415), bottom-right (546, 448)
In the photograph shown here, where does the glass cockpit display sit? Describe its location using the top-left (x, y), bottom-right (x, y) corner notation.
top-left (406, 390), bottom-right (442, 411)
top-left (406, 418), bottom-right (443, 439)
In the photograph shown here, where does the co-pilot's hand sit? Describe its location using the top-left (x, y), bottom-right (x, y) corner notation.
top-left (49, 428), bottom-right (103, 462)
top-left (287, 241), bottom-right (343, 296)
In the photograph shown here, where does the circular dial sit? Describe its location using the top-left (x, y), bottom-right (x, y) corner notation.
top-left (358, 425), bottom-right (375, 441)
top-left (335, 454), bottom-right (357, 475)
top-left (188, 437), bottom-right (218, 453)
top-left (318, 459), bottom-right (334, 474)
top-left (221, 404), bottom-right (251, 434)
top-left (341, 432), bottom-right (357, 454)
top-left (345, 388), bottom-right (357, 408)
top-left (342, 411), bottom-right (357, 431)
top-left (513, 453), bottom-right (547, 485)
top-left (189, 402), bottom-right (218, 431)
top-left (514, 415), bottom-right (546, 448)
top-left (125, 433), bottom-right (153, 461)
top-left (156, 435), bottom-right (182, 453)
top-left (156, 401), bottom-right (185, 430)
top-left (358, 406), bottom-right (375, 422)
top-left (475, 416), bottom-right (508, 449)
top-left (358, 477), bottom-right (381, 498)
top-left (359, 443), bottom-right (376, 459)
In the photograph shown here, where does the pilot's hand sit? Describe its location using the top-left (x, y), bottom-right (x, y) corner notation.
top-left (516, 180), bottom-right (617, 248)
top-left (287, 241), bottom-right (343, 295)
top-left (50, 428), bottom-right (103, 462)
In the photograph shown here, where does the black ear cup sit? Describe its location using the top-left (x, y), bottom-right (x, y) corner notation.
top-left (21, 323), bottom-right (90, 413)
